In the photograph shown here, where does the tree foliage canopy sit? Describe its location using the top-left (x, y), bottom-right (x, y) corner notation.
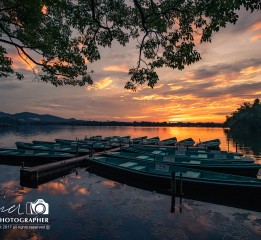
top-left (0, 0), bottom-right (261, 89)
top-left (224, 99), bottom-right (261, 132)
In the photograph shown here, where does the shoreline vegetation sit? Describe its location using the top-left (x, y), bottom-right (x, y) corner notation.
top-left (224, 99), bottom-right (261, 133)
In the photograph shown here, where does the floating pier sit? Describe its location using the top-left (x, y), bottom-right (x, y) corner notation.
top-left (20, 147), bottom-right (123, 188)
top-left (20, 155), bottom-right (88, 188)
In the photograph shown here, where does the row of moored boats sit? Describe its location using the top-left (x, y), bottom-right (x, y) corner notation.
top-left (1, 135), bottom-right (261, 202)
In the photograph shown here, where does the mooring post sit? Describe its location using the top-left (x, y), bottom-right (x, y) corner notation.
top-left (179, 173), bottom-right (183, 206)
top-left (171, 171), bottom-right (176, 196)
top-left (76, 140), bottom-right (79, 157)
top-left (171, 171), bottom-right (176, 213)
top-left (228, 138), bottom-right (230, 152)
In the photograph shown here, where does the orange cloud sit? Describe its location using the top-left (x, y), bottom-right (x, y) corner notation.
top-left (153, 84), bottom-right (165, 89)
top-left (125, 115), bottom-right (151, 119)
top-left (41, 5), bottom-right (47, 14)
top-left (251, 33), bottom-right (261, 41)
top-left (240, 66), bottom-right (261, 75)
top-left (86, 77), bottom-right (113, 90)
top-left (133, 94), bottom-right (171, 100)
top-left (249, 22), bottom-right (261, 31)
top-left (103, 64), bottom-right (129, 73)
top-left (8, 51), bottom-right (38, 72)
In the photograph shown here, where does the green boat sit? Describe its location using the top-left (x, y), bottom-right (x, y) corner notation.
top-left (176, 138), bottom-right (195, 147)
top-left (196, 139), bottom-right (221, 149)
top-left (15, 142), bottom-right (90, 156)
top-left (121, 145), bottom-right (253, 163)
top-left (0, 148), bottom-right (75, 165)
top-left (103, 151), bottom-right (260, 177)
top-left (131, 136), bottom-right (148, 144)
top-left (159, 137), bottom-right (177, 146)
top-left (141, 137), bottom-right (160, 145)
top-left (87, 156), bottom-right (261, 201)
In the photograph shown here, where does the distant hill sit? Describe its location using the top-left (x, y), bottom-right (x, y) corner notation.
top-left (0, 111), bottom-right (76, 125)
top-left (0, 111), bottom-right (223, 127)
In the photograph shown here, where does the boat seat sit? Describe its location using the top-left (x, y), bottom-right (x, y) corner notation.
top-left (136, 155), bottom-right (150, 159)
top-left (25, 150), bottom-right (34, 154)
top-left (109, 152), bottom-right (120, 155)
top-left (119, 162), bottom-right (138, 167)
top-left (189, 160), bottom-right (201, 164)
top-left (131, 165), bottom-right (147, 171)
top-left (151, 151), bottom-right (162, 154)
top-left (175, 151), bottom-right (186, 156)
top-left (155, 164), bottom-right (170, 172)
top-left (35, 153), bottom-right (49, 156)
top-left (163, 156), bottom-right (175, 162)
top-left (183, 171), bottom-right (201, 178)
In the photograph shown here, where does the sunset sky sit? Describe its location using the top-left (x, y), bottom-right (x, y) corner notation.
top-left (0, 9), bottom-right (260, 123)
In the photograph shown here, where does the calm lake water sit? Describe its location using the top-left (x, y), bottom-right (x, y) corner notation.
top-left (0, 126), bottom-right (261, 240)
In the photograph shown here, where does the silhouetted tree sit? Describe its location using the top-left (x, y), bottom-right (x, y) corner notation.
top-left (1, 0), bottom-right (261, 89)
top-left (224, 99), bottom-right (261, 132)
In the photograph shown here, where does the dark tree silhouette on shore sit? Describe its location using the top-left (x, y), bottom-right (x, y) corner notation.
top-left (1, 0), bottom-right (261, 89)
top-left (224, 99), bottom-right (261, 132)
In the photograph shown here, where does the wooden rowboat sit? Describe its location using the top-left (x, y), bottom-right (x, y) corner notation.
top-left (87, 156), bottom-right (261, 201)
top-left (15, 142), bottom-right (90, 156)
top-left (0, 148), bottom-right (75, 165)
top-left (103, 151), bottom-right (260, 177)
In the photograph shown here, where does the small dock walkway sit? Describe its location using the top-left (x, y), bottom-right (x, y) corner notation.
top-left (20, 147), bottom-right (122, 187)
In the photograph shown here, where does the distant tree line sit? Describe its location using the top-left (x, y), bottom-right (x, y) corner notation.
top-left (0, 118), bottom-right (222, 128)
top-left (224, 99), bottom-right (261, 132)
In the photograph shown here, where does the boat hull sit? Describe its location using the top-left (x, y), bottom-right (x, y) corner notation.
top-left (87, 158), bottom-right (261, 197)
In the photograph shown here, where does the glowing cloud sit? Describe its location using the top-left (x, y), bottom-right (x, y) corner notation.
top-left (251, 33), bottom-right (261, 41)
top-left (41, 5), bottom-right (47, 14)
top-left (249, 22), bottom-right (261, 31)
top-left (240, 66), bottom-right (261, 76)
top-left (133, 94), bottom-right (171, 101)
top-left (86, 77), bottom-right (113, 90)
top-left (103, 64), bottom-right (129, 73)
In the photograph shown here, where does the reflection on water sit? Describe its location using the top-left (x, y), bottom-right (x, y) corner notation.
top-left (0, 167), bottom-right (261, 240)
top-left (1, 125), bottom-right (260, 161)
top-left (224, 129), bottom-right (261, 162)
top-left (0, 126), bottom-right (261, 239)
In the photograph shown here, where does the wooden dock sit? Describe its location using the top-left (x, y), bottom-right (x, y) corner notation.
top-left (20, 155), bottom-right (88, 187)
top-left (20, 147), bottom-right (123, 188)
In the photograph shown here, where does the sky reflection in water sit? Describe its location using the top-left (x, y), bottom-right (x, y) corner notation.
top-left (0, 126), bottom-right (261, 239)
